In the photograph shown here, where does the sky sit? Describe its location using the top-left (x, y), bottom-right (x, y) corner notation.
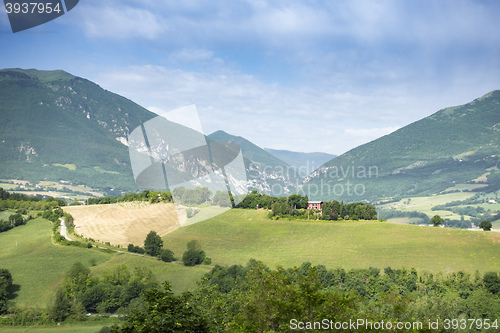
top-left (1, 0), bottom-right (500, 155)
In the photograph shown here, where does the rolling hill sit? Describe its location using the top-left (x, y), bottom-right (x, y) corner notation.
top-left (303, 90), bottom-right (500, 202)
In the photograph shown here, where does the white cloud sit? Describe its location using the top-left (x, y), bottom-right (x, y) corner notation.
top-left (78, 5), bottom-right (164, 39)
top-left (62, 0), bottom-right (500, 155)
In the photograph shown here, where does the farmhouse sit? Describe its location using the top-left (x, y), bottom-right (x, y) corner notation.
top-left (307, 201), bottom-right (323, 210)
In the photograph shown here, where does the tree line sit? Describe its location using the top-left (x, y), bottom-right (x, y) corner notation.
top-left (0, 187), bottom-right (66, 234)
top-left (4, 259), bottom-right (500, 331)
top-left (85, 190), bottom-right (172, 205)
top-left (106, 260), bottom-right (500, 332)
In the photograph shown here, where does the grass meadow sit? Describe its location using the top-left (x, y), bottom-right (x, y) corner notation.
top-left (162, 209), bottom-right (500, 273)
top-left (0, 210), bottom-right (15, 220)
top-left (0, 218), bottom-right (209, 309)
top-left (379, 191), bottom-right (476, 219)
top-left (0, 218), bottom-right (114, 308)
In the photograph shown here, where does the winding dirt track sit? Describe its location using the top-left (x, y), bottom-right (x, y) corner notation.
top-left (63, 202), bottom-right (180, 247)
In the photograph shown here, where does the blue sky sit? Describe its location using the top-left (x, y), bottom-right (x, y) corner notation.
top-left (1, 0), bottom-right (500, 155)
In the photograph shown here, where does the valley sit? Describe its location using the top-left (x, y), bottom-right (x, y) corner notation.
top-left (1, 69), bottom-right (500, 331)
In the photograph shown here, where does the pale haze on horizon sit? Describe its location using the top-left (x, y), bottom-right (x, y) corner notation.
top-left (1, 0), bottom-right (500, 155)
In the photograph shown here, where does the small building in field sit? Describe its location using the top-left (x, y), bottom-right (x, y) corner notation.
top-left (307, 201), bottom-right (323, 210)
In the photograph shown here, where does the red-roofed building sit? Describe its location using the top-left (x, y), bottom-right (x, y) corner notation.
top-left (307, 201), bottom-right (323, 210)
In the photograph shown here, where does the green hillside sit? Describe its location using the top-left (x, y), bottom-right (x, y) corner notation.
top-left (0, 68), bottom-right (157, 194)
top-left (162, 209), bottom-right (500, 273)
top-left (0, 218), bottom-right (209, 308)
top-left (2, 208), bottom-right (500, 313)
top-left (303, 90), bottom-right (500, 201)
top-left (0, 218), bottom-right (113, 307)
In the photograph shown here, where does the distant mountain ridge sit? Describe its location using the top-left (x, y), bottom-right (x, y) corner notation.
top-left (264, 148), bottom-right (336, 177)
top-left (303, 90), bottom-right (500, 202)
top-left (208, 130), bottom-right (301, 195)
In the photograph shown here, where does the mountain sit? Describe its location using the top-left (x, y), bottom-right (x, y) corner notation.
top-left (208, 130), bottom-right (301, 195)
top-left (302, 90), bottom-right (500, 202)
top-left (0, 68), bottom-right (157, 194)
top-left (0, 69), bottom-right (300, 197)
top-left (264, 148), bottom-right (336, 177)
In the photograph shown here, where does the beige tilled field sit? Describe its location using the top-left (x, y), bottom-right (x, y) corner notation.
top-left (64, 202), bottom-right (181, 247)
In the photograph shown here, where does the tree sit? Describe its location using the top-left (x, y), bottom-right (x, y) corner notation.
top-left (49, 288), bottom-right (72, 322)
top-left (159, 249), bottom-right (175, 262)
top-left (144, 231), bottom-right (163, 256)
top-left (0, 268), bottom-right (13, 314)
top-left (182, 240), bottom-right (206, 267)
top-left (110, 282), bottom-right (209, 332)
top-left (431, 215), bottom-right (443, 227)
top-left (212, 190), bottom-right (232, 207)
top-left (479, 220), bottom-right (492, 231)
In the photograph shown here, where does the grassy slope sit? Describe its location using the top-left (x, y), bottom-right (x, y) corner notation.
top-left (0, 218), bottom-right (113, 308)
top-left (4, 208), bottom-right (499, 310)
top-left (0, 218), bottom-right (209, 308)
top-left (163, 209), bottom-right (500, 273)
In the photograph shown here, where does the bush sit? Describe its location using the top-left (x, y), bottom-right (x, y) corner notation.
top-left (159, 249), bottom-right (175, 262)
top-left (182, 240), bottom-right (206, 266)
top-left (128, 244), bottom-right (145, 254)
top-left (202, 257), bottom-right (212, 265)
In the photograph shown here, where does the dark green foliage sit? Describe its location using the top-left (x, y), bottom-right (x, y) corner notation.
top-left (235, 190), bottom-right (276, 209)
top-left (483, 272), bottom-right (500, 295)
top-left (50, 263), bottom-right (157, 320)
top-left (322, 200), bottom-right (377, 221)
top-left (86, 190), bottom-right (172, 205)
top-left (0, 188), bottom-right (68, 234)
top-left (143, 231), bottom-right (163, 257)
top-left (202, 257), bottom-right (212, 265)
top-left (111, 282), bottom-right (210, 333)
top-left (379, 209), bottom-right (430, 223)
top-left (202, 264), bottom-right (250, 293)
top-left (431, 214), bottom-right (444, 226)
top-left (127, 244), bottom-right (145, 254)
top-left (192, 260), bottom-right (500, 332)
top-left (48, 287), bottom-right (72, 322)
top-left (0, 268), bottom-right (13, 314)
top-left (480, 220), bottom-right (493, 231)
top-left (172, 187), bottom-right (212, 205)
top-left (159, 249), bottom-right (175, 262)
top-left (182, 240), bottom-right (206, 267)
